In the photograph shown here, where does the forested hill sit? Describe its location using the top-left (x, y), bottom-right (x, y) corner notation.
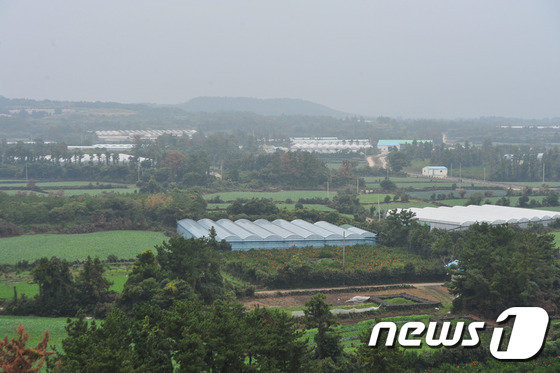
top-left (178, 97), bottom-right (347, 117)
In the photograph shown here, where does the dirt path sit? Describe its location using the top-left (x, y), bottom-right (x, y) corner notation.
top-left (253, 282), bottom-right (445, 297)
top-left (366, 154), bottom-right (387, 169)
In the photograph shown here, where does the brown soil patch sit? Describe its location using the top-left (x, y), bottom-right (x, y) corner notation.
top-left (242, 284), bottom-right (452, 310)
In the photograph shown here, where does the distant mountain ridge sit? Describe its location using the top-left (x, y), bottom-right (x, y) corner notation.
top-left (178, 97), bottom-right (347, 117)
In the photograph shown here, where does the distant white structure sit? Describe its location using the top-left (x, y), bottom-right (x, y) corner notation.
top-left (67, 144), bottom-right (134, 150)
top-left (261, 145), bottom-right (289, 154)
top-left (15, 154), bottom-right (147, 164)
top-left (290, 137), bottom-right (371, 153)
top-left (422, 166), bottom-right (448, 178)
top-left (377, 139), bottom-right (432, 154)
top-left (401, 205), bottom-right (560, 230)
top-left (95, 129), bottom-right (196, 142)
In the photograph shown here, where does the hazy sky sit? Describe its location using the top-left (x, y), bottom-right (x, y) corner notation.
top-left (1, 0), bottom-right (559, 118)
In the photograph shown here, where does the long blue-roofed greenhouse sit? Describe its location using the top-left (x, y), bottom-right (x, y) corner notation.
top-left (177, 218), bottom-right (376, 250)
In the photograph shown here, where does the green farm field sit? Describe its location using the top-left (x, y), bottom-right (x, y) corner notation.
top-left (502, 181), bottom-right (560, 187)
top-left (0, 181), bottom-right (128, 187)
top-left (0, 231), bottom-right (167, 264)
top-left (0, 179), bottom-right (137, 197)
top-left (371, 201), bottom-right (437, 210)
top-left (553, 232), bottom-right (560, 247)
top-left (0, 281), bottom-right (38, 299)
top-left (206, 202), bottom-right (336, 211)
top-left (303, 314), bottom-right (433, 353)
top-left (357, 193), bottom-right (398, 203)
top-left (204, 190), bottom-right (334, 202)
top-left (0, 315), bottom-right (70, 350)
top-left (60, 187), bottom-right (138, 196)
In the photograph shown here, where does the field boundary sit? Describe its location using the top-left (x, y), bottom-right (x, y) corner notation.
top-left (251, 283), bottom-right (446, 299)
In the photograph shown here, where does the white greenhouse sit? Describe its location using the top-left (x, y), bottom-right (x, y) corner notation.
top-left (177, 218), bottom-right (376, 250)
top-left (401, 205), bottom-right (560, 230)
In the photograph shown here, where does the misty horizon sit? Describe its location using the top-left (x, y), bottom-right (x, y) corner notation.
top-left (1, 0), bottom-right (559, 118)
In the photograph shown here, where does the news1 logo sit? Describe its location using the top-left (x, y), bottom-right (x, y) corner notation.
top-left (368, 307), bottom-right (549, 360)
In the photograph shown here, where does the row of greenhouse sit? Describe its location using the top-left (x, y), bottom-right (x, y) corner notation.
top-left (177, 218), bottom-right (376, 250)
top-left (402, 205), bottom-right (560, 230)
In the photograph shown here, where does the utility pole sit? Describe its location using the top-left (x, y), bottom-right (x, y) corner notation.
top-left (377, 194), bottom-right (381, 220)
top-left (450, 163), bottom-right (453, 177)
top-left (459, 163), bottom-right (462, 180)
top-left (25, 163), bottom-right (28, 181)
top-left (342, 231), bottom-right (346, 270)
top-left (543, 163), bottom-right (545, 183)
top-left (327, 169), bottom-right (331, 198)
top-left (483, 167), bottom-right (486, 181)
top-left (356, 176), bottom-right (359, 195)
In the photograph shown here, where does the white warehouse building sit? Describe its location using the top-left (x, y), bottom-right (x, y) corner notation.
top-left (290, 137), bottom-right (372, 153)
top-left (401, 205), bottom-right (560, 230)
top-left (422, 166), bottom-right (448, 178)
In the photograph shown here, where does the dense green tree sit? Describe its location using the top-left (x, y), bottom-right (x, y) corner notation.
top-left (202, 300), bottom-right (247, 372)
top-left (449, 224), bottom-right (560, 317)
top-left (387, 151), bottom-right (409, 172)
top-left (379, 178), bottom-right (397, 191)
top-left (355, 328), bottom-right (408, 372)
top-left (304, 294), bottom-right (342, 361)
top-left (156, 237), bottom-right (225, 304)
top-left (544, 191), bottom-right (559, 206)
top-left (245, 306), bottom-right (307, 371)
top-left (75, 256), bottom-right (112, 313)
top-left (227, 198), bottom-right (279, 216)
top-left (32, 257), bottom-right (76, 316)
top-left (330, 190), bottom-right (364, 215)
top-left (55, 308), bottom-right (173, 372)
top-left (119, 250), bottom-right (165, 310)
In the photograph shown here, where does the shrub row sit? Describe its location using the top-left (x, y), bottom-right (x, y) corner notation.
top-left (225, 262), bottom-right (448, 289)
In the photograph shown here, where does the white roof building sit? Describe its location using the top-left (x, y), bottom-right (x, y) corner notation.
top-left (289, 137), bottom-right (372, 153)
top-left (400, 205), bottom-right (560, 230)
top-left (95, 129), bottom-right (197, 142)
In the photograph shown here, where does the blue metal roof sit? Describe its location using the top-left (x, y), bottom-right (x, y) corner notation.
top-left (234, 219), bottom-right (283, 241)
top-left (253, 219), bottom-right (301, 240)
top-left (177, 218), bottom-right (377, 250)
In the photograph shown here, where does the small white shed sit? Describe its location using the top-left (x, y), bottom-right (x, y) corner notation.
top-left (422, 166), bottom-right (448, 178)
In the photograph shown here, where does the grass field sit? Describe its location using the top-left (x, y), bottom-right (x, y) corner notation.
top-left (204, 190), bottom-right (335, 202)
top-left (0, 281), bottom-right (38, 299)
top-left (553, 232), bottom-right (560, 247)
top-left (0, 315), bottom-right (70, 350)
top-left (375, 201), bottom-right (437, 210)
top-left (0, 265), bottom-right (131, 300)
top-left (502, 181), bottom-right (560, 187)
top-left (0, 179), bottom-right (137, 197)
top-left (357, 193), bottom-right (397, 203)
top-left (60, 188), bottom-right (138, 196)
top-left (107, 273), bottom-right (129, 292)
top-left (277, 204), bottom-right (336, 211)
top-left (303, 314), bottom-right (433, 352)
top-left (384, 297), bottom-right (415, 305)
top-left (206, 202), bottom-right (336, 212)
top-left (535, 206), bottom-right (560, 212)
top-left (0, 231), bottom-right (167, 264)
